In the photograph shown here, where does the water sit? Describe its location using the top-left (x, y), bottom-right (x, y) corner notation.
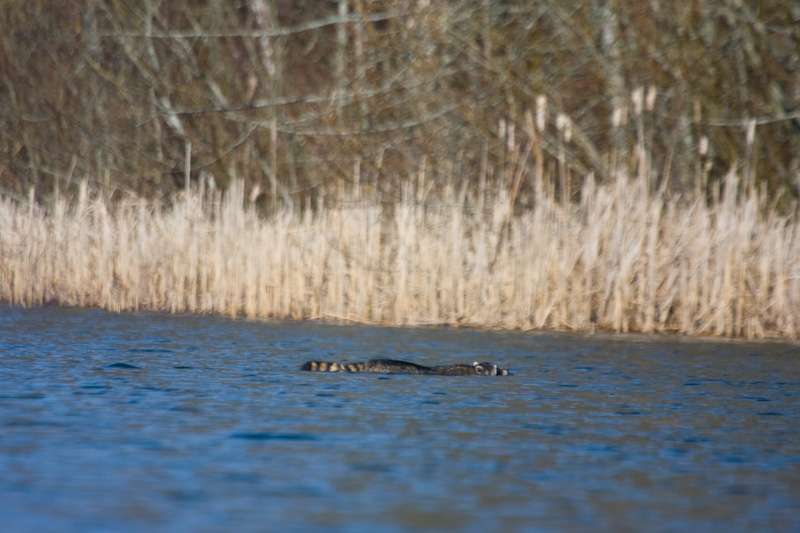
top-left (1, 306), bottom-right (798, 532)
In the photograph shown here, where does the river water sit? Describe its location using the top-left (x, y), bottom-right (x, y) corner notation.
top-left (0, 306), bottom-right (798, 532)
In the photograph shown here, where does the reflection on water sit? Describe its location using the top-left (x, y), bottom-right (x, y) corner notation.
top-left (0, 307), bottom-right (799, 532)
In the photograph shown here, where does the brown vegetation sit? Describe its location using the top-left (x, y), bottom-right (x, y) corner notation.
top-left (1, 1), bottom-right (799, 207)
top-left (1, 2), bottom-right (799, 338)
top-left (2, 166), bottom-right (798, 338)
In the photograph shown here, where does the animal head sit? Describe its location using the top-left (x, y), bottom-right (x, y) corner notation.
top-left (472, 361), bottom-right (509, 376)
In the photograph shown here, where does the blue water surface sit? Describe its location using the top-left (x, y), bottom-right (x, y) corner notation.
top-left (0, 306), bottom-right (799, 532)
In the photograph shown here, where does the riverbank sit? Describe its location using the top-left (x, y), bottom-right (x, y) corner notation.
top-left (1, 171), bottom-right (798, 338)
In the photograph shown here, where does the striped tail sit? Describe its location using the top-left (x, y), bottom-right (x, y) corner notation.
top-left (301, 361), bottom-right (369, 372)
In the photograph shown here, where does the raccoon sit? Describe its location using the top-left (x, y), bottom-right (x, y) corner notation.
top-left (301, 358), bottom-right (508, 376)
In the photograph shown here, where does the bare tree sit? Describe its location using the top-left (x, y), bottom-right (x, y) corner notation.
top-left (1, 0), bottom-right (798, 209)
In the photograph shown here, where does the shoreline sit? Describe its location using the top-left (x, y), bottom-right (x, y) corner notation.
top-left (4, 303), bottom-right (800, 345)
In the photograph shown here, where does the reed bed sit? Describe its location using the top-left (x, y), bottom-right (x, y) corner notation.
top-left (1, 171), bottom-right (798, 338)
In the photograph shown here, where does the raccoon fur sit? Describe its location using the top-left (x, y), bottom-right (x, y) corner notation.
top-left (301, 358), bottom-right (508, 376)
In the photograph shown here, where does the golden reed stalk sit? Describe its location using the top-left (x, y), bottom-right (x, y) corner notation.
top-left (1, 172), bottom-right (798, 338)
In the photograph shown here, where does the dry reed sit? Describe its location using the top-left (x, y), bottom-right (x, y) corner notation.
top-left (1, 170), bottom-right (798, 339)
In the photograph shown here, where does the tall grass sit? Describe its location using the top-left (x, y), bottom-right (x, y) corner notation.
top-left (1, 169), bottom-right (798, 338)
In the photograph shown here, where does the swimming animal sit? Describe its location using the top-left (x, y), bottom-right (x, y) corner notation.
top-left (301, 358), bottom-right (509, 376)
